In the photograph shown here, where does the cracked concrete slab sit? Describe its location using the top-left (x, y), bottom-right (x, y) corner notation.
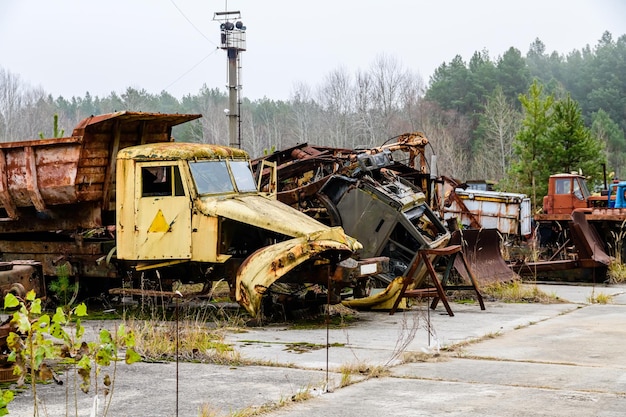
top-left (5, 283), bottom-right (626, 416)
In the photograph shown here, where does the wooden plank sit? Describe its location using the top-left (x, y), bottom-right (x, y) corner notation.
top-left (78, 157), bottom-right (109, 167)
top-left (101, 120), bottom-right (120, 210)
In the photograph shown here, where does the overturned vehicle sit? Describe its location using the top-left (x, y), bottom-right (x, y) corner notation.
top-left (253, 134), bottom-right (452, 310)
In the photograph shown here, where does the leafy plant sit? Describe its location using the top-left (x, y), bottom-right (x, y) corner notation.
top-left (47, 263), bottom-right (78, 311)
top-left (3, 290), bottom-right (141, 416)
top-left (0, 390), bottom-right (14, 416)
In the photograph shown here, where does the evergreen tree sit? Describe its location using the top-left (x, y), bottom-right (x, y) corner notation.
top-left (508, 80), bottom-right (553, 208)
top-left (592, 109), bottom-right (625, 180)
top-left (546, 95), bottom-right (605, 189)
top-left (496, 47), bottom-right (531, 107)
top-left (426, 55), bottom-right (470, 113)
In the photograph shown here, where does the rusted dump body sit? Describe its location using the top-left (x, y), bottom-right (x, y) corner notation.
top-left (0, 112), bottom-right (200, 278)
top-left (0, 111), bottom-right (200, 225)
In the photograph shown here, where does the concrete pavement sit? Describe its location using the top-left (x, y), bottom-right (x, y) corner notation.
top-left (6, 283), bottom-right (626, 416)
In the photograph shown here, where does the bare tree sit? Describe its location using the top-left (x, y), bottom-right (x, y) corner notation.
top-left (472, 86), bottom-right (521, 181)
top-left (288, 82), bottom-right (323, 145)
top-left (417, 101), bottom-right (472, 179)
top-left (352, 69), bottom-right (375, 144)
top-left (187, 86), bottom-right (229, 145)
top-left (19, 88), bottom-right (57, 139)
top-left (398, 73), bottom-right (426, 133)
top-left (0, 68), bottom-right (24, 142)
top-left (368, 54), bottom-right (406, 137)
top-left (316, 67), bottom-right (354, 148)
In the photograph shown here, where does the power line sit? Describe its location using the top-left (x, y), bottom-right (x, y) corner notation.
top-left (162, 48), bottom-right (220, 93)
top-left (165, 0), bottom-right (220, 94)
top-left (169, 0), bottom-right (217, 47)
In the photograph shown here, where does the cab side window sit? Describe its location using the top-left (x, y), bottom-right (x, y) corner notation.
top-left (555, 179), bottom-right (570, 195)
top-left (142, 166), bottom-right (185, 197)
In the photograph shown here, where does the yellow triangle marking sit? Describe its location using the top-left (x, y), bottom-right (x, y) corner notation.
top-left (148, 209), bottom-right (169, 233)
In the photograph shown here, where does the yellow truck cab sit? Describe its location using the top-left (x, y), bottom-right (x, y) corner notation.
top-left (115, 142), bottom-right (362, 317)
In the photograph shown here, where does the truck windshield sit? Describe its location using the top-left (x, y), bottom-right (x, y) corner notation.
top-left (230, 161), bottom-right (258, 192)
top-left (189, 161), bottom-right (235, 195)
top-left (577, 177), bottom-right (591, 198)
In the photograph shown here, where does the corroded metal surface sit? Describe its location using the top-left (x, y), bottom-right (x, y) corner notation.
top-left (235, 228), bottom-right (358, 317)
top-left (450, 229), bottom-right (519, 286)
top-left (0, 111), bottom-right (202, 219)
top-left (569, 209), bottom-right (611, 265)
top-left (117, 142), bottom-right (248, 161)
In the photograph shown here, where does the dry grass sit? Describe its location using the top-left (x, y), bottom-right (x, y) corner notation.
top-left (126, 317), bottom-right (242, 365)
top-left (607, 220), bottom-right (626, 283)
top-left (481, 280), bottom-right (562, 303)
top-left (607, 261), bottom-right (626, 284)
top-left (338, 361), bottom-right (389, 386)
top-left (587, 291), bottom-right (613, 304)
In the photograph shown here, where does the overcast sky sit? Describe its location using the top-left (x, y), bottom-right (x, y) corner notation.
top-left (1, 0), bottom-right (624, 102)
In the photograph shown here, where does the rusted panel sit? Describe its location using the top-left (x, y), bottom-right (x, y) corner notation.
top-left (569, 210), bottom-right (611, 265)
top-left (25, 146), bottom-right (47, 211)
top-left (0, 112), bottom-right (202, 222)
top-left (450, 229), bottom-right (519, 286)
top-left (0, 150), bottom-right (17, 219)
top-left (0, 239), bottom-right (110, 256)
top-left (0, 136), bottom-right (82, 149)
top-left (71, 111), bottom-right (201, 137)
top-left (101, 120), bottom-right (121, 210)
top-left (0, 202), bottom-right (101, 232)
top-left (236, 228), bottom-right (358, 317)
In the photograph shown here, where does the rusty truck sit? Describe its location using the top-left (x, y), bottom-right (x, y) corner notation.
top-left (0, 111), bottom-right (393, 318)
top-left (535, 173), bottom-right (626, 261)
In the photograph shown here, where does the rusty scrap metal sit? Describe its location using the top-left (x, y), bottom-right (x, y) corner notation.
top-left (450, 229), bottom-right (519, 286)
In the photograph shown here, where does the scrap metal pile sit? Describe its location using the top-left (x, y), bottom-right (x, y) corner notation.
top-left (252, 131), bottom-right (616, 301)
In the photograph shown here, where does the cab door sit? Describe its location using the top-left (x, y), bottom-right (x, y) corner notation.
top-left (134, 162), bottom-right (192, 260)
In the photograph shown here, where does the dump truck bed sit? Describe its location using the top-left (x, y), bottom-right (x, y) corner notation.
top-left (0, 112), bottom-right (200, 225)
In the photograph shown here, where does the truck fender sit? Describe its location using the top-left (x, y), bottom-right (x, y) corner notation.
top-left (235, 228), bottom-right (357, 317)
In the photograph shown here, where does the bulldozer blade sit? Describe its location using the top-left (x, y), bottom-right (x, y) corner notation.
top-left (450, 229), bottom-right (519, 285)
